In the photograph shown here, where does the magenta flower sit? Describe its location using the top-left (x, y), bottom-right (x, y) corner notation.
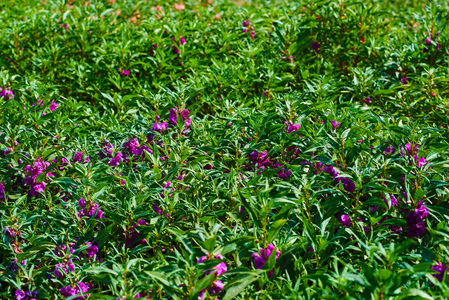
top-left (0, 88), bottom-right (14, 101)
top-left (288, 124), bottom-right (300, 133)
top-left (337, 177), bottom-right (355, 193)
top-left (384, 145), bottom-right (394, 155)
top-left (60, 282), bottom-right (91, 299)
top-left (340, 214), bottom-right (351, 228)
top-left (122, 219), bottom-right (147, 249)
top-left (120, 69), bottom-right (130, 77)
top-left (23, 158), bottom-right (53, 196)
top-left (53, 261), bottom-right (74, 278)
top-left (180, 36), bottom-right (186, 45)
top-left (108, 153), bottom-right (123, 166)
top-left (251, 243), bottom-right (281, 278)
top-left (400, 77), bottom-right (409, 84)
top-left (73, 152), bottom-right (83, 163)
top-left (0, 183), bottom-right (5, 199)
top-left (415, 156), bottom-right (427, 168)
top-left (431, 262), bottom-right (448, 282)
top-left (362, 97), bottom-right (371, 104)
top-left (50, 100), bottom-right (58, 111)
top-left (197, 253), bottom-right (227, 299)
top-left (406, 200), bottom-right (428, 238)
top-left (15, 289), bottom-right (37, 300)
top-left (277, 168), bottom-right (291, 179)
top-left (331, 120), bottom-right (340, 131)
top-left (85, 242), bottom-right (99, 257)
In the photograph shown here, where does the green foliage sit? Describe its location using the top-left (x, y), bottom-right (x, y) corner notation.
top-left (1, 0), bottom-right (449, 299)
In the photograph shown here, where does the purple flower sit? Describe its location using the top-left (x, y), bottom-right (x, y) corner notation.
top-left (85, 242), bottom-right (99, 257)
top-left (384, 145), bottom-right (394, 155)
top-left (0, 182), bottom-right (4, 199)
top-left (73, 152), bottom-right (83, 163)
top-left (335, 176), bottom-right (356, 193)
top-left (431, 262), bottom-right (448, 282)
top-left (416, 156), bottom-right (427, 167)
top-left (23, 158), bottom-right (53, 196)
top-left (311, 42), bottom-right (320, 51)
top-left (108, 153), bottom-right (123, 166)
top-left (323, 165), bottom-right (338, 178)
top-left (340, 214), bottom-right (351, 228)
top-left (53, 261), bottom-right (74, 278)
top-left (213, 262), bottom-right (227, 276)
top-left (180, 36), bottom-right (186, 45)
top-left (331, 120), bottom-right (340, 131)
top-left (0, 88), bottom-right (14, 101)
top-left (151, 121), bottom-right (169, 133)
top-left (288, 124), bottom-right (300, 133)
top-left (406, 200), bottom-right (428, 238)
top-left (120, 69), bottom-right (130, 77)
top-left (169, 108), bottom-right (191, 129)
top-left (122, 219), bottom-right (147, 249)
top-left (60, 282), bottom-right (91, 299)
top-left (362, 97), bottom-right (371, 105)
top-left (50, 100), bottom-right (58, 111)
top-left (251, 243), bottom-right (281, 278)
top-left (277, 168), bottom-right (291, 179)
top-left (401, 77), bottom-right (409, 84)
top-left (15, 289), bottom-right (37, 300)
top-left (242, 20), bottom-right (250, 27)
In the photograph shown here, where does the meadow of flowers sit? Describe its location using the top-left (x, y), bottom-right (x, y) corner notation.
top-left (1, 0), bottom-right (449, 299)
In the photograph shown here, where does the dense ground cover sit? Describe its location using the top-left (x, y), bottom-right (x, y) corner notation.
top-left (1, 0), bottom-right (449, 299)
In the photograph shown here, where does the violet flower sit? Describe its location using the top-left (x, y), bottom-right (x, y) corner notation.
top-left (251, 243), bottom-right (281, 278)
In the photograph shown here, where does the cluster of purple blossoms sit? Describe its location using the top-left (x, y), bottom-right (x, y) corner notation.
top-left (321, 164), bottom-right (356, 194)
top-left (60, 282), bottom-right (92, 299)
top-left (431, 262), bottom-right (448, 282)
top-left (0, 182), bottom-right (5, 199)
top-left (242, 20), bottom-right (255, 39)
top-left (247, 150), bottom-right (269, 173)
top-left (406, 200), bottom-right (428, 238)
top-left (400, 143), bottom-right (427, 168)
top-left (32, 99), bottom-right (58, 116)
top-left (77, 198), bottom-right (104, 220)
top-left (53, 260), bottom-right (74, 278)
top-left (169, 107), bottom-right (191, 128)
top-left (108, 152), bottom-right (123, 167)
top-left (123, 138), bottom-right (152, 161)
top-left (331, 120), bottom-right (340, 131)
top-left (170, 35), bottom-right (186, 54)
top-left (197, 253), bottom-right (227, 299)
top-left (1, 87), bottom-right (14, 101)
top-left (121, 219), bottom-right (147, 249)
top-left (284, 121), bottom-right (300, 134)
top-left (8, 259), bottom-right (26, 272)
top-left (424, 32), bottom-right (440, 53)
top-left (73, 151), bottom-right (90, 165)
top-left (98, 140), bottom-right (114, 159)
top-left (15, 289), bottom-right (37, 300)
top-left (252, 243), bottom-right (281, 278)
top-left (54, 243), bottom-right (75, 257)
top-left (24, 158), bottom-right (53, 196)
